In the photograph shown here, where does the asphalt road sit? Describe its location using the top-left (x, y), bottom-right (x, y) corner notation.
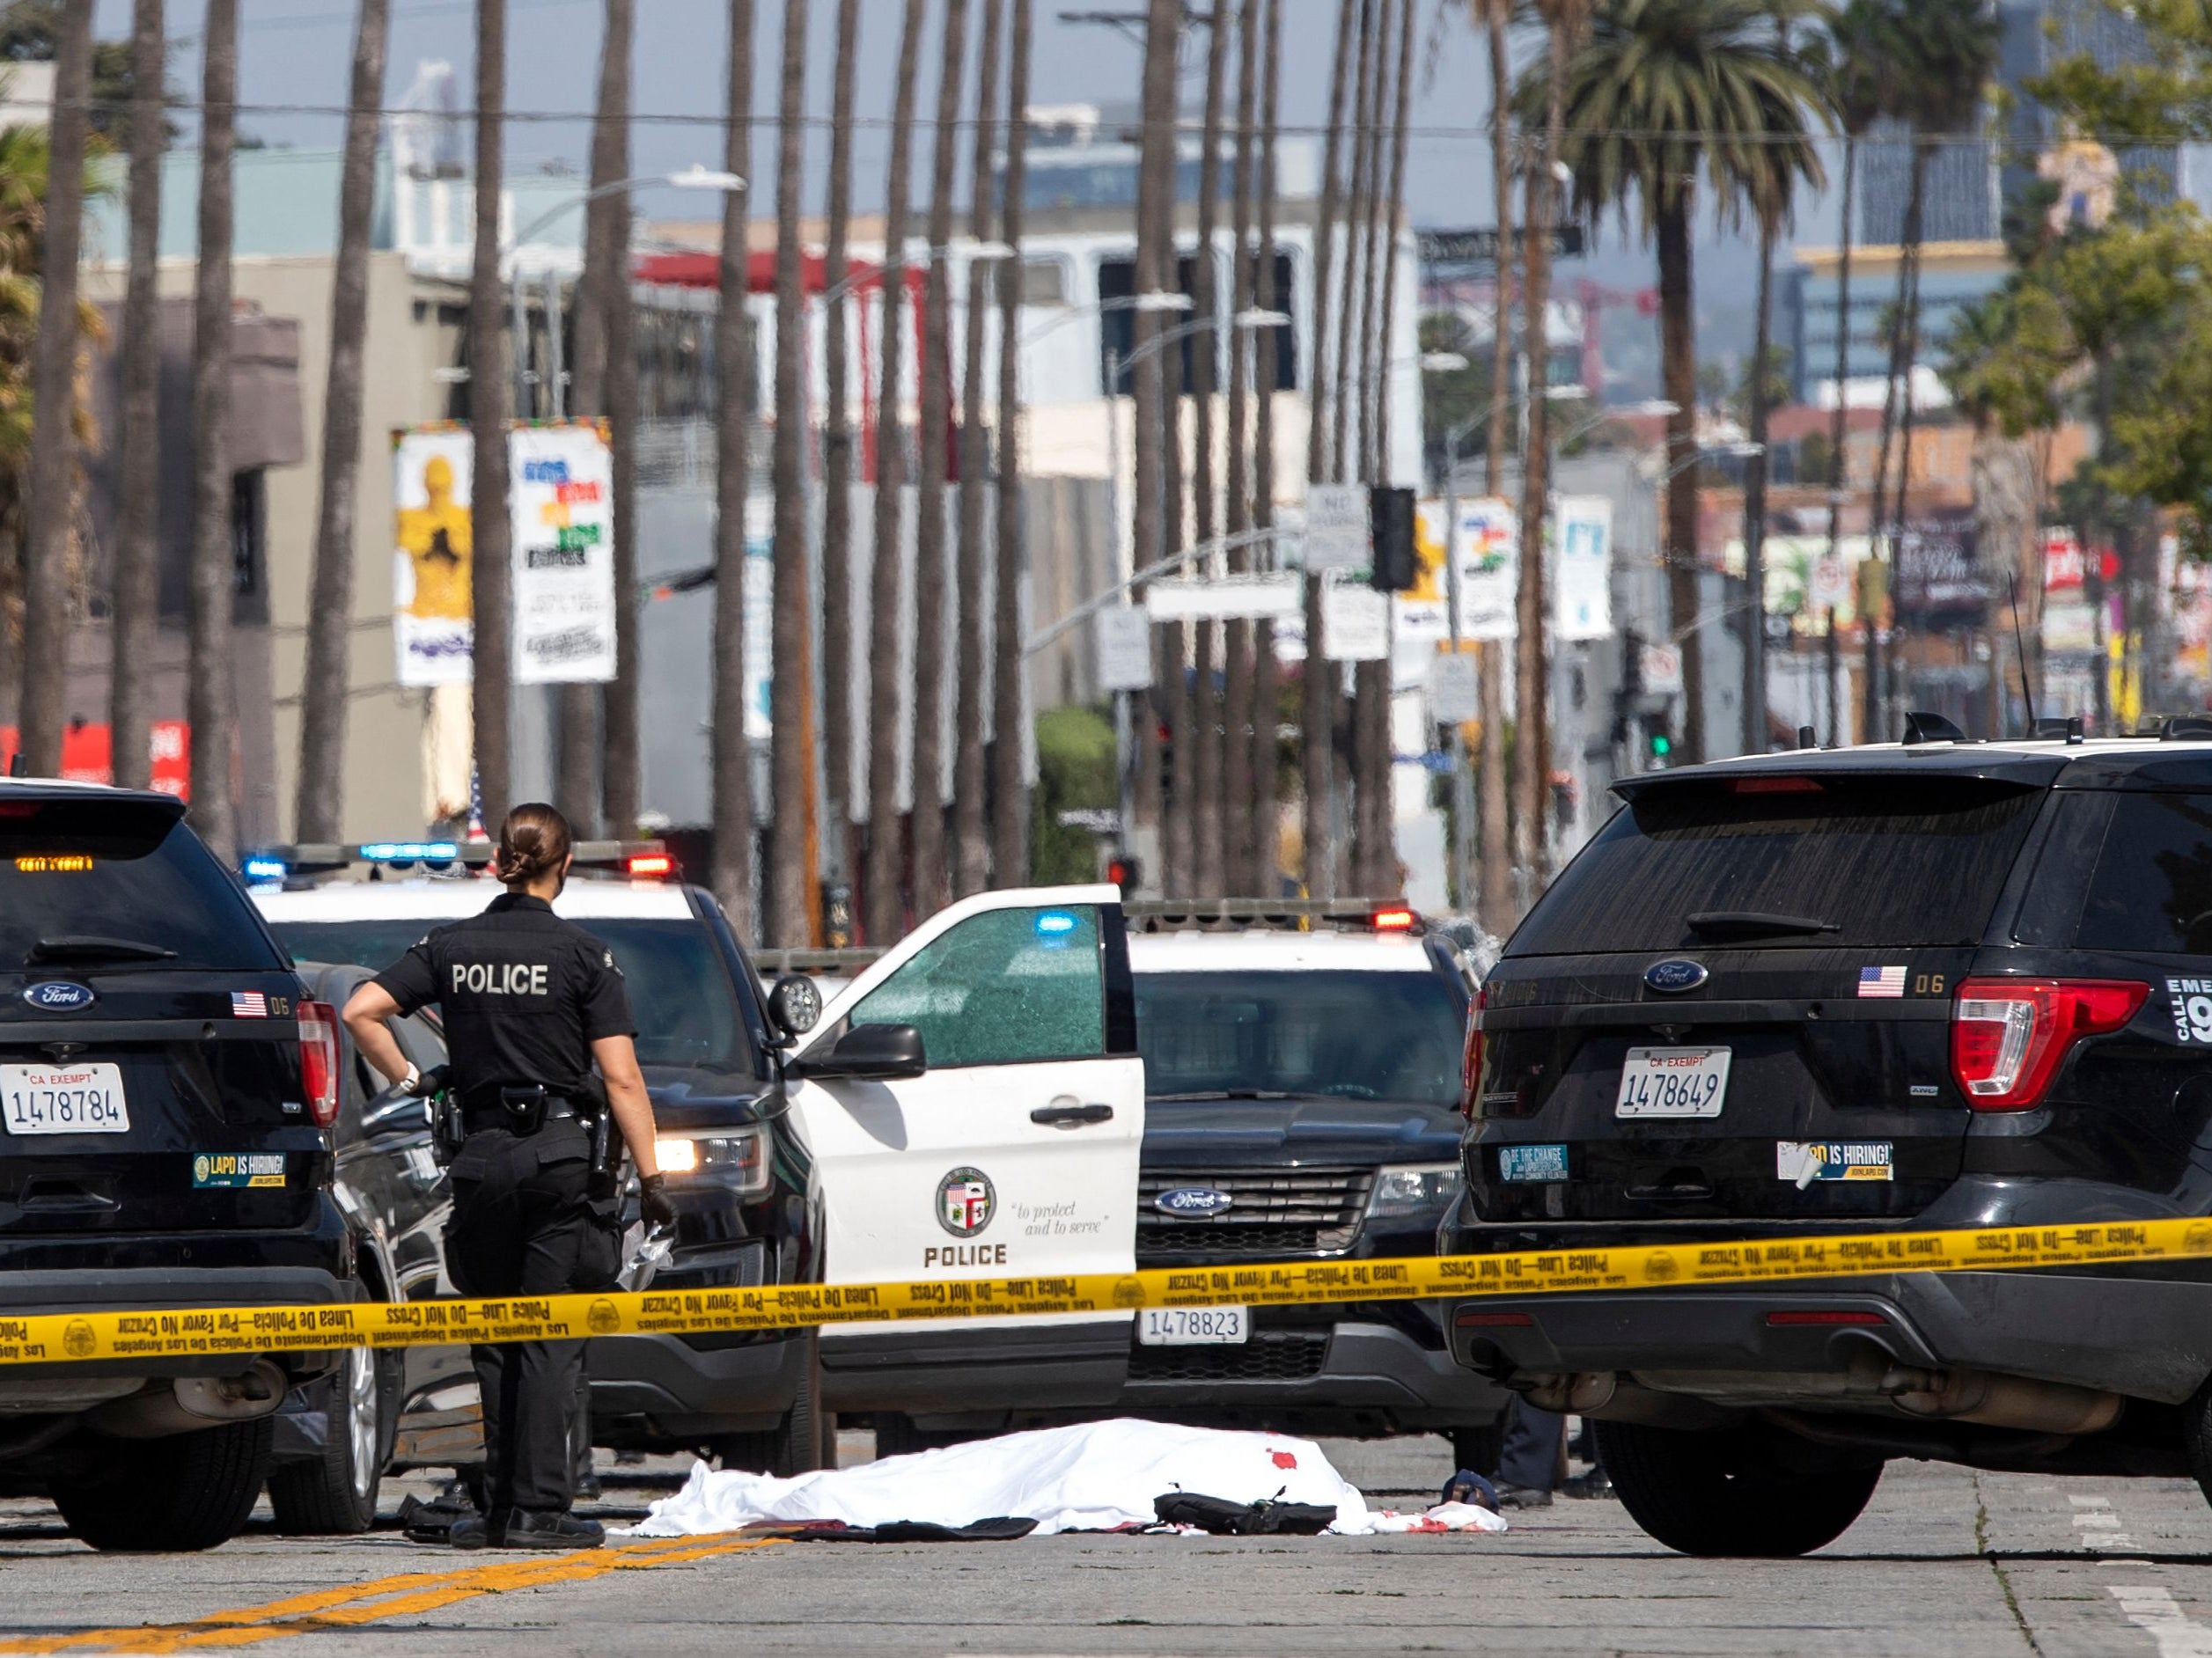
top-left (4, 1432), bottom-right (2212, 1655)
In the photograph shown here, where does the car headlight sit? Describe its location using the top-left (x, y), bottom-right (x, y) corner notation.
top-left (1366, 1163), bottom-right (1463, 1222)
top-left (654, 1128), bottom-right (769, 1197)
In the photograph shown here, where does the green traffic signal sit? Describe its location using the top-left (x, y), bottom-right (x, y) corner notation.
top-left (1649, 732), bottom-right (1672, 757)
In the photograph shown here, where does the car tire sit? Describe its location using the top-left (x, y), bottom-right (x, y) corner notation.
top-left (268, 1347), bottom-right (400, 1535)
top-left (1592, 1419), bottom-right (1882, 1558)
top-left (711, 1330), bottom-right (827, 1478)
top-left (1451, 1420), bottom-right (1505, 1478)
top-left (50, 1418), bottom-right (276, 1552)
top-left (871, 1413), bottom-right (974, 1459)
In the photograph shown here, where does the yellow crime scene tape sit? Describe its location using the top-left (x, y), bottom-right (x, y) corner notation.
top-left (3, 1214), bottom-right (2209, 1368)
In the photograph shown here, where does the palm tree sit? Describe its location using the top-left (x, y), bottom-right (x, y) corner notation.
top-left (768, 0), bottom-right (812, 946)
top-left (600, 56), bottom-right (642, 839)
top-left (1130, 0), bottom-right (1176, 886)
top-left (294, 0), bottom-right (389, 840)
top-left (1332, 0), bottom-right (1377, 488)
top-left (709, 0), bottom-right (756, 934)
top-left (1247, 0), bottom-right (1282, 894)
top-left (821, 0), bottom-right (861, 890)
top-left (186, 0), bottom-right (239, 857)
top-left (952, 0), bottom-right (1004, 899)
top-left (109, 0), bottom-right (164, 793)
top-left (1821, 0), bottom-right (1887, 743)
top-left (1187, 1), bottom-right (1229, 898)
top-left (1301, 0), bottom-right (1356, 899)
top-left (469, 0), bottom-right (513, 829)
top-left (908, 0), bottom-right (969, 922)
top-left (863, 0), bottom-right (927, 943)
top-left (1532, 0), bottom-right (1824, 776)
top-left (1474, 0), bottom-right (1514, 935)
top-left (1223, 0), bottom-right (1258, 893)
top-left (18, 0), bottom-right (90, 776)
top-left (1351, 0), bottom-right (1395, 893)
top-left (988, 0), bottom-right (1033, 884)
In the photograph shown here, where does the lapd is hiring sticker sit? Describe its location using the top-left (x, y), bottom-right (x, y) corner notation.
top-left (194, 1152), bottom-right (286, 1189)
top-left (2170, 979), bottom-right (2212, 1045)
top-left (1777, 1141), bottom-right (1892, 1189)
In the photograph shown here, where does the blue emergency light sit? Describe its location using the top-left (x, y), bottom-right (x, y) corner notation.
top-left (242, 855), bottom-right (288, 884)
top-left (359, 840), bottom-right (459, 863)
top-left (1035, 911), bottom-right (1078, 937)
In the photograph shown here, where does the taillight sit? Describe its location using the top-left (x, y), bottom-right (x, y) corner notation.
top-left (1459, 986), bottom-right (1488, 1119)
top-left (1949, 978), bottom-right (2146, 1110)
top-left (299, 1000), bottom-right (341, 1129)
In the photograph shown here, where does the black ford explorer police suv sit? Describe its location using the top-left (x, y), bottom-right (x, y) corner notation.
top-left (1445, 735), bottom-right (2212, 1556)
top-left (0, 784), bottom-right (352, 1551)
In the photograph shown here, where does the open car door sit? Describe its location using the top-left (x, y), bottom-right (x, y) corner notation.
top-left (786, 886), bottom-right (1143, 1414)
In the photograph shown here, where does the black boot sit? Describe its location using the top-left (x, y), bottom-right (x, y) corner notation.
top-left (503, 1509), bottom-right (606, 1551)
top-left (444, 1509), bottom-right (509, 1549)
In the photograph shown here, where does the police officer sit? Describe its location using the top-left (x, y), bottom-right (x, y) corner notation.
top-left (343, 803), bottom-right (678, 1551)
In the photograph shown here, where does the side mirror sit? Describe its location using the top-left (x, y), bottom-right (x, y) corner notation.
top-left (790, 1023), bottom-right (926, 1082)
top-left (765, 973), bottom-right (822, 1045)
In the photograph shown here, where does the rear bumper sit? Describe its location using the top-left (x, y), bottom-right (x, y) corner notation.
top-left (819, 1319), bottom-right (1131, 1418)
top-left (1446, 1268), bottom-right (2212, 1407)
top-left (584, 1330), bottom-right (809, 1442)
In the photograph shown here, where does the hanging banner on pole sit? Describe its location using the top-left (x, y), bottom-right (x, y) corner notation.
top-left (1321, 575), bottom-right (1391, 661)
top-left (1095, 605), bottom-right (1153, 692)
top-left (1428, 649), bottom-right (1481, 723)
top-left (1452, 495), bottom-right (1518, 642)
top-left (392, 426), bottom-right (478, 686)
top-left (1552, 495), bottom-right (1613, 642)
top-left (511, 421), bottom-right (618, 684)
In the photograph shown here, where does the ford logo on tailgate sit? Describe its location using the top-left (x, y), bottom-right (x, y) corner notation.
top-left (1642, 959), bottom-right (1709, 995)
top-left (1155, 1186), bottom-right (1235, 1218)
top-left (22, 981), bottom-right (96, 1011)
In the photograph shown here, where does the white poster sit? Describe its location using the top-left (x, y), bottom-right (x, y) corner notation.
top-left (1452, 495), bottom-right (1518, 642)
top-left (1304, 482), bottom-right (1370, 572)
top-left (1429, 649), bottom-right (1481, 723)
top-left (392, 426), bottom-right (477, 686)
top-left (1321, 576), bottom-right (1391, 662)
top-left (1095, 605), bottom-right (1152, 692)
top-left (511, 422), bottom-right (618, 684)
top-left (1553, 495), bottom-right (1613, 642)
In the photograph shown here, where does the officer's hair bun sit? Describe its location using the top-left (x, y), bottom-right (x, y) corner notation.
top-left (496, 802), bottom-right (573, 885)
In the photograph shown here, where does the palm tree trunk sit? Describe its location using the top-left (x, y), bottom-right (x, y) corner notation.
top-left (952, 0), bottom-right (1004, 899)
top-left (1301, 0), bottom-right (1355, 898)
top-left (1743, 202), bottom-right (1775, 754)
top-left (1511, 5), bottom-right (1565, 891)
top-left (863, 0), bottom-right (927, 943)
top-left (110, 0), bottom-right (165, 794)
top-left (558, 0), bottom-right (632, 834)
top-left (1824, 133), bottom-right (1855, 741)
top-left (469, 0), bottom-right (513, 829)
top-left (1866, 141), bottom-right (1925, 745)
top-left (1247, 0), bottom-right (1282, 894)
top-left (1185, 2), bottom-right (1229, 898)
top-left (1373, 0), bottom-right (1412, 482)
top-left (1332, 0), bottom-right (1377, 488)
top-left (20, 0), bottom-right (92, 775)
top-left (822, 0), bottom-right (862, 890)
top-left (1657, 191), bottom-right (1702, 770)
top-left (910, 0), bottom-right (970, 921)
top-left (294, 0), bottom-right (389, 840)
top-left (187, 0), bottom-right (239, 858)
top-left (989, 0), bottom-right (1033, 884)
top-left (1478, 0), bottom-right (1511, 935)
top-left (604, 214), bottom-right (642, 836)
top-left (768, 0), bottom-right (814, 945)
top-left (709, 0), bottom-right (757, 933)
top-left (1888, 140), bottom-right (1934, 732)
top-left (1131, 0), bottom-right (1178, 891)
top-left (1222, 0), bottom-right (1258, 894)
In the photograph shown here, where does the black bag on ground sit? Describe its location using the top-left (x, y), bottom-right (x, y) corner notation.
top-left (1152, 1489), bottom-right (1336, 1535)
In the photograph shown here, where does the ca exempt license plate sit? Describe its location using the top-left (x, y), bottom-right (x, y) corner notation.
top-left (1135, 1306), bottom-right (1248, 1346)
top-left (1, 1063), bottom-right (129, 1134)
top-left (1615, 1046), bottom-right (1731, 1119)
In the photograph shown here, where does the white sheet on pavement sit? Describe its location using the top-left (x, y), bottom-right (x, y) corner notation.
top-left (619, 1419), bottom-right (1500, 1538)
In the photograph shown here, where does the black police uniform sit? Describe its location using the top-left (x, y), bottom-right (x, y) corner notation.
top-left (373, 892), bottom-right (634, 1519)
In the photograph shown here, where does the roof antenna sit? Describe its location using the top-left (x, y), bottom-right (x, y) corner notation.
top-left (2010, 573), bottom-right (2039, 737)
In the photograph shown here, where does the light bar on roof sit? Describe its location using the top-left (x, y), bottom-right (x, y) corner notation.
top-left (358, 840), bottom-right (461, 862)
top-left (242, 855), bottom-right (289, 884)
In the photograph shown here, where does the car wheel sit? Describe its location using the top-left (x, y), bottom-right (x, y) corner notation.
top-left (50, 1418), bottom-right (276, 1552)
top-left (1592, 1419), bottom-right (1881, 1558)
top-left (712, 1330), bottom-right (827, 1478)
top-left (1451, 1420), bottom-right (1505, 1478)
top-left (268, 1347), bottom-right (399, 1535)
top-left (871, 1413), bottom-right (974, 1459)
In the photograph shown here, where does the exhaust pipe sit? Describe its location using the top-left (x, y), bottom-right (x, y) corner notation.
top-left (1892, 1368), bottom-right (2122, 1435)
top-left (1522, 1371), bottom-right (1618, 1413)
top-left (89, 1361), bottom-right (288, 1439)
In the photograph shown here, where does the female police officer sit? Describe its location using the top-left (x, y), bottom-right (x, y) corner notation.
top-left (342, 803), bottom-right (678, 1551)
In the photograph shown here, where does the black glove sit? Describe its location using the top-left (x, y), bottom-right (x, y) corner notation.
top-left (639, 1172), bottom-right (678, 1231)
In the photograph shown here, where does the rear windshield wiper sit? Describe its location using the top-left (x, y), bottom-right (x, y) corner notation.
top-left (1685, 911), bottom-right (1840, 939)
top-left (1149, 1089), bottom-right (1296, 1102)
top-left (26, 935), bottom-right (180, 964)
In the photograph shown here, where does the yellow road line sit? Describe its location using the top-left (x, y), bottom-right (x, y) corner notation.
top-left (0, 1534), bottom-right (777, 1655)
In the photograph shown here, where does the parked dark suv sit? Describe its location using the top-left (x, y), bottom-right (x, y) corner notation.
top-left (1445, 737), bottom-right (2212, 1555)
top-left (0, 785), bottom-right (352, 1550)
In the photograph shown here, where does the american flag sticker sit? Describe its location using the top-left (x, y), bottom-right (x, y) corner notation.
top-left (231, 991), bottom-right (268, 1018)
top-left (1856, 965), bottom-right (1907, 999)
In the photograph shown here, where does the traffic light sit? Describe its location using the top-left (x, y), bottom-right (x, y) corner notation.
top-left (1644, 722), bottom-right (1673, 767)
top-left (1104, 854), bottom-right (1140, 892)
top-left (1369, 486), bottom-right (1417, 591)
